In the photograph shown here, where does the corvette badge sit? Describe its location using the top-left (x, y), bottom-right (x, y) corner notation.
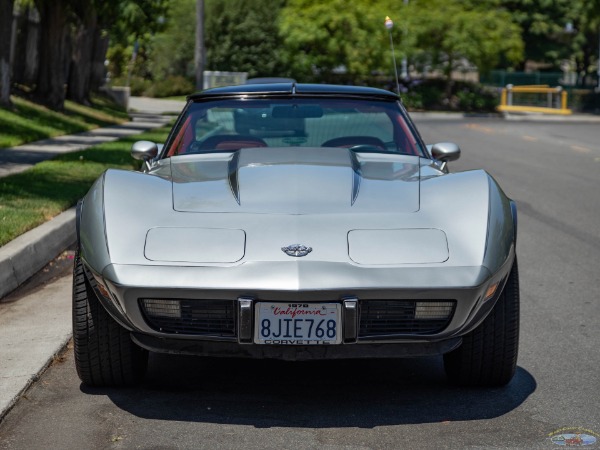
top-left (281, 244), bottom-right (312, 257)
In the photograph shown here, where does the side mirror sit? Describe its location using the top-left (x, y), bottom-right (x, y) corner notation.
top-left (131, 141), bottom-right (159, 161)
top-left (430, 142), bottom-right (461, 162)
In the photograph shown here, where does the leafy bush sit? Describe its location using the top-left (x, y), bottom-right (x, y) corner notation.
top-left (109, 75), bottom-right (195, 98)
top-left (143, 76), bottom-right (195, 98)
top-left (398, 78), bottom-right (500, 112)
top-left (109, 76), bottom-right (151, 97)
top-left (570, 89), bottom-right (600, 113)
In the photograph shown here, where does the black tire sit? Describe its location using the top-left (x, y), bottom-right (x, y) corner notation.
top-left (72, 256), bottom-right (148, 387)
top-left (444, 259), bottom-right (520, 387)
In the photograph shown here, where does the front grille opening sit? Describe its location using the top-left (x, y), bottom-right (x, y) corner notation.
top-left (140, 298), bottom-right (236, 337)
top-left (359, 300), bottom-right (455, 337)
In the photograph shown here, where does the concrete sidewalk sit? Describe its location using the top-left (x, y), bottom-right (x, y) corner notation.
top-left (0, 271), bottom-right (72, 422)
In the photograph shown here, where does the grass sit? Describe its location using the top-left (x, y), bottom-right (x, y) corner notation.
top-left (0, 95), bottom-right (130, 149)
top-left (0, 126), bottom-right (171, 247)
top-left (162, 95), bottom-right (188, 101)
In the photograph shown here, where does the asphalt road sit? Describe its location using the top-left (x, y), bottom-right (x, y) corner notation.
top-left (1, 117), bottom-right (599, 449)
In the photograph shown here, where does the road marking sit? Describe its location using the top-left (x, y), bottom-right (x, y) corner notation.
top-left (522, 135), bottom-right (538, 141)
top-left (570, 145), bottom-right (591, 154)
top-left (463, 123), bottom-right (495, 134)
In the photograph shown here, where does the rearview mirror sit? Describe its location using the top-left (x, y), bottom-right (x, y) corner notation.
top-left (271, 104), bottom-right (323, 119)
top-left (131, 141), bottom-right (159, 161)
top-left (430, 142), bottom-right (461, 162)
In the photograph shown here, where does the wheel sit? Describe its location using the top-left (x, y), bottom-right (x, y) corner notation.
top-left (72, 256), bottom-right (148, 387)
top-left (444, 258), bottom-right (520, 387)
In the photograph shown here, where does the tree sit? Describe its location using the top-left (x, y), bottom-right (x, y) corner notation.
top-left (67, 0), bottom-right (97, 104)
top-left (205, 0), bottom-right (289, 78)
top-left (555, 0), bottom-right (600, 86)
top-left (104, 0), bottom-right (169, 82)
top-left (0, 0), bottom-right (15, 107)
top-left (150, 0), bottom-right (195, 80)
top-left (499, 0), bottom-right (578, 69)
top-left (404, 0), bottom-right (524, 85)
top-left (279, 0), bottom-right (387, 83)
top-left (34, 0), bottom-right (71, 110)
top-left (499, 0), bottom-right (600, 85)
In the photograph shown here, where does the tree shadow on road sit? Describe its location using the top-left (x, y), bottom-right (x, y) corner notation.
top-left (81, 354), bottom-right (536, 428)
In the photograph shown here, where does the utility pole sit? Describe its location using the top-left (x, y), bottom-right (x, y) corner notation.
top-left (195, 0), bottom-right (205, 91)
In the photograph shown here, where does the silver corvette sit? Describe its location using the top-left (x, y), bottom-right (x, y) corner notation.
top-left (74, 83), bottom-right (519, 387)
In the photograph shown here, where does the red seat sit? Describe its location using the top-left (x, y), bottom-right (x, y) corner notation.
top-left (197, 135), bottom-right (268, 152)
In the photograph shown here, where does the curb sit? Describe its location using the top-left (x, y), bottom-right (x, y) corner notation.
top-left (503, 112), bottom-right (600, 122)
top-left (409, 111), bottom-right (600, 122)
top-left (0, 208), bottom-right (77, 299)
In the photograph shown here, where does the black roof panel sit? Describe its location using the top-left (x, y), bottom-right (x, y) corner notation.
top-left (295, 83), bottom-right (396, 98)
top-left (188, 83), bottom-right (398, 101)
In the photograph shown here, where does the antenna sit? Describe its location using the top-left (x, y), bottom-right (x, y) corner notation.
top-left (384, 16), bottom-right (400, 95)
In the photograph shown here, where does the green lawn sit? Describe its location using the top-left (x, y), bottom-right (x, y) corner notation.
top-left (161, 95), bottom-right (188, 101)
top-left (0, 126), bottom-right (171, 247)
top-left (0, 95), bottom-right (130, 149)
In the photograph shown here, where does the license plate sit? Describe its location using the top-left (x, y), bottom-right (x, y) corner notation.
top-left (254, 302), bottom-right (341, 345)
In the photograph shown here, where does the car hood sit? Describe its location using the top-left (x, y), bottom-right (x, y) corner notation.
top-left (87, 155), bottom-right (500, 273)
top-left (170, 147), bottom-right (421, 214)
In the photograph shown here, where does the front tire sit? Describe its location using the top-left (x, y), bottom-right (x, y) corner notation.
top-left (72, 257), bottom-right (148, 387)
top-left (444, 259), bottom-right (520, 387)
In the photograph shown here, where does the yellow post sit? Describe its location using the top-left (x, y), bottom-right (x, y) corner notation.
top-left (561, 90), bottom-right (568, 111)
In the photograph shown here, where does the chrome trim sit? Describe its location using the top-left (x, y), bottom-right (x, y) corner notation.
top-left (238, 297), bottom-right (254, 343)
top-left (343, 298), bottom-right (358, 343)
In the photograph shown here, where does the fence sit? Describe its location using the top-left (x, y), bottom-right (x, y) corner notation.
top-left (481, 71), bottom-right (564, 88)
top-left (497, 85), bottom-right (571, 115)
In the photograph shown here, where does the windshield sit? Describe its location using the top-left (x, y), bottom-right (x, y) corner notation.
top-left (163, 98), bottom-right (426, 157)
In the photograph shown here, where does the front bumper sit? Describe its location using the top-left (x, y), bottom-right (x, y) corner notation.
top-left (131, 332), bottom-right (463, 360)
top-left (85, 254), bottom-right (514, 359)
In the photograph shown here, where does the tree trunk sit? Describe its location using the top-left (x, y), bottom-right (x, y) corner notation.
top-left (89, 28), bottom-right (109, 92)
top-left (35, 0), bottom-right (69, 110)
top-left (67, 10), bottom-right (97, 104)
top-left (0, 0), bottom-right (15, 107)
top-left (12, 6), bottom-right (41, 88)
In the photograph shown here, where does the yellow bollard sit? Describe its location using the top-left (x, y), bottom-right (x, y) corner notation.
top-left (561, 90), bottom-right (568, 111)
top-left (500, 88), bottom-right (507, 107)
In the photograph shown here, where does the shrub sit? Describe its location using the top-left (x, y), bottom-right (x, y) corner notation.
top-left (395, 78), bottom-right (499, 112)
top-left (143, 76), bottom-right (196, 98)
top-left (109, 76), bottom-right (151, 97)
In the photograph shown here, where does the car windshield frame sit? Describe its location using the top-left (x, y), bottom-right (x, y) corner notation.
top-left (160, 96), bottom-right (428, 159)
